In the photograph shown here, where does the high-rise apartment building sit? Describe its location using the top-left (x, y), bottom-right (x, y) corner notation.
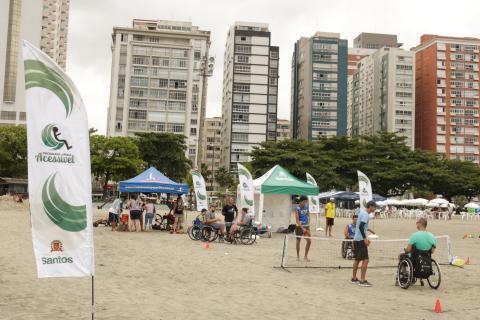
top-left (413, 35), bottom-right (480, 163)
top-left (106, 20), bottom-right (212, 165)
top-left (220, 22), bottom-right (279, 171)
top-left (291, 32), bottom-right (348, 140)
top-left (1, 0), bottom-right (69, 126)
top-left (40, 0), bottom-right (69, 70)
top-left (276, 119), bottom-right (291, 141)
top-left (348, 47), bottom-right (415, 147)
top-left (354, 32), bottom-right (402, 50)
top-left (347, 48), bottom-right (376, 76)
top-left (201, 117), bottom-right (221, 191)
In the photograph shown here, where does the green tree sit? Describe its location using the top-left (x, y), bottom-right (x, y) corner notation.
top-left (200, 163), bottom-right (212, 183)
top-left (0, 126), bottom-right (27, 177)
top-left (90, 134), bottom-right (143, 194)
top-left (215, 166), bottom-right (234, 190)
top-left (135, 132), bottom-right (191, 182)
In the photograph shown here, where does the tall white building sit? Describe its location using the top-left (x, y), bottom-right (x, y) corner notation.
top-left (1, 0), bottom-right (69, 126)
top-left (201, 117), bottom-right (221, 191)
top-left (106, 20), bottom-right (212, 165)
top-left (220, 22), bottom-right (279, 171)
top-left (349, 47), bottom-right (415, 147)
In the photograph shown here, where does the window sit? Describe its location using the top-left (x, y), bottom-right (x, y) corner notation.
top-left (149, 89), bottom-right (168, 99)
top-left (129, 110), bottom-right (147, 120)
top-left (235, 45), bottom-right (251, 54)
top-left (169, 79), bottom-right (187, 89)
top-left (232, 114), bottom-right (248, 123)
top-left (396, 92), bottom-right (412, 98)
top-left (190, 128), bottom-right (197, 136)
top-left (236, 55), bottom-right (250, 63)
top-left (168, 101), bottom-right (186, 111)
top-left (233, 104), bottom-right (249, 113)
top-left (150, 78), bottom-right (168, 88)
top-left (132, 55), bottom-right (149, 65)
top-left (130, 77), bottom-right (148, 87)
top-left (233, 83), bottom-right (250, 92)
top-left (232, 133), bottom-right (248, 142)
top-left (130, 88), bottom-right (148, 97)
top-left (169, 91), bottom-right (187, 100)
top-left (234, 65), bottom-right (251, 73)
top-left (120, 34), bottom-right (128, 42)
top-left (396, 64), bottom-right (413, 71)
top-left (132, 67), bottom-right (148, 76)
top-left (194, 51), bottom-right (201, 60)
top-left (167, 123), bottom-right (184, 133)
top-left (129, 99), bottom-right (147, 108)
top-left (0, 111), bottom-right (16, 120)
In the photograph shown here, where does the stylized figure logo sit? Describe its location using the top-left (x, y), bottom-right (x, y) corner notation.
top-left (41, 124), bottom-right (72, 150)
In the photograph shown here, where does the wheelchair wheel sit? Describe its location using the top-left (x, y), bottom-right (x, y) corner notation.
top-left (201, 226), bottom-right (219, 242)
top-left (341, 241), bottom-right (348, 259)
top-left (188, 225), bottom-right (202, 241)
top-left (154, 214), bottom-right (163, 225)
top-left (240, 228), bottom-right (255, 245)
top-left (397, 258), bottom-right (414, 289)
top-left (427, 259), bottom-right (441, 289)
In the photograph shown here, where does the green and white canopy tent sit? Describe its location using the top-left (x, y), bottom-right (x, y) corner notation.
top-left (252, 165), bottom-right (319, 231)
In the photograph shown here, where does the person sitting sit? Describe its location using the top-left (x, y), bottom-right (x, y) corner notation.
top-left (344, 215), bottom-right (375, 239)
top-left (399, 218), bottom-right (436, 284)
top-left (229, 208), bottom-right (252, 239)
top-left (205, 204), bottom-right (226, 240)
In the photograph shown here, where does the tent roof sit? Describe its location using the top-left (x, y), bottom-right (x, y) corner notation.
top-left (119, 167), bottom-right (188, 194)
top-left (319, 191), bottom-right (386, 202)
top-left (253, 165), bottom-right (318, 196)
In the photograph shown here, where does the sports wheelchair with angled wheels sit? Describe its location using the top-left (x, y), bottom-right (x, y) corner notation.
top-left (341, 239), bottom-right (354, 260)
top-left (396, 248), bottom-right (441, 289)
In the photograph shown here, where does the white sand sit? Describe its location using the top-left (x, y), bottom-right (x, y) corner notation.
top-left (1, 203), bottom-right (480, 319)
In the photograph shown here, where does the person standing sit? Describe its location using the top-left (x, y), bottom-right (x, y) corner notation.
top-left (351, 200), bottom-right (376, 287)
top-left (294, 196), bottom-right (312, 262)
top-left (108, 196), bottom-right (122, 231)
top-left (129, 195), bottom-right (143, 232)
top-left (144, 199), bottom-right (156, 231)
top-left (222, 197), bottom-right (238, 234)
top-left (171, 196), bottom-right (185, 234)
top-left (325, 197), bottom-right (336, 237)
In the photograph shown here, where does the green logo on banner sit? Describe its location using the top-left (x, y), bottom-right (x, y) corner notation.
top-left (42, 173), bottom-right (86, 232)
top-left (358, 175), bottom-right (370, 185)
top-left (42, 124), bottom-right (63, 150)
top-left (24, 60), bottom-right (74, 118)
top-left (244, 196), bottom-right (253, 206)
top-left (196, 191), bottom-right (206, 201)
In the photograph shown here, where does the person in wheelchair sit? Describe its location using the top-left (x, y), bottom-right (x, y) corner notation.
top-left (398, 217), bottom-right (437, 286)
top-left (229, 208), bottom-right (252, 239)
top-left (343, 215), bottom-right (375, 259)
top-left (205, 204), bottom-right (226, 240)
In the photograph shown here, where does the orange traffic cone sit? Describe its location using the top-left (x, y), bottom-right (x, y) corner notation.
top-left (204, 242), bottom-right (210, 250)
top-left (466, 257), bottom-right (470, 265)
top-left (434, 299), bottom-right (442, 313)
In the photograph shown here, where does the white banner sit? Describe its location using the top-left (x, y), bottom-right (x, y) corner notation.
top-left (305, 173), bottom-right (320, 213)
top-left (22, 40), bottom-right (94, 278)
top-left (191, 170), bottom-right (208, 211)
top-left (237, 164), bottom-right (254, 215)
top-left (358, 170), bottom-right (373, 212)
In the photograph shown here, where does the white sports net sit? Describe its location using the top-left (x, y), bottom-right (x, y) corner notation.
top-left (280, 234), bottom-right (453, 269)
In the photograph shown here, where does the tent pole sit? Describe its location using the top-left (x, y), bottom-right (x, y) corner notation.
top-left (259, 193), bottom-right (264, 224)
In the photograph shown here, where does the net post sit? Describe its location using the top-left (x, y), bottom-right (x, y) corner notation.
top-left (281, 234), bottom-right (288, 268)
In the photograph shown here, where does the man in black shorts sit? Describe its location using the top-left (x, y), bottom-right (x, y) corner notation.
top-left (222, 197), bottom-right (238, 234)
top-left (351, 200), bottom-right (376, 287)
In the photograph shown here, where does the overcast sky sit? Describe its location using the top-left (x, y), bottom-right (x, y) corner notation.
top-left (66, 0), bottom-right (480, 134)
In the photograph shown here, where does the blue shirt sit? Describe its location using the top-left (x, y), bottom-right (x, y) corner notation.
top-left (296, 204), bottom-right (309, 226)
top-left (347, 223), bottom-right (356, 238)
top-left (354, 210), bottom-right (369, 241)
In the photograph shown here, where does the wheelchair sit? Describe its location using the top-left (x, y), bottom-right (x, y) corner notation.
top-left (154, 213), bottom-right (174, 231)
top-left (396, 249), bottom-right (441, 289)
top-left (341, 239), bottom-right (354, 260)
top-left (230, 223), bottom-right (256, 245)
top-left (187, 216), bottom-right (205, 241)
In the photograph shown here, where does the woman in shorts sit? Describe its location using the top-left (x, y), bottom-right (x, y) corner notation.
top-left (129, 195), bottom-right (143, 232)
top-left (171, 196), bottom-right (184, 234)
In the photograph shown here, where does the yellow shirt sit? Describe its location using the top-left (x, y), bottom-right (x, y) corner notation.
top-left (325, 202), bottom-right (335, 218)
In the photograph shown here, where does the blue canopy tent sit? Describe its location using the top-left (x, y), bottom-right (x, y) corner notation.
top-left (319, 191), bottom-right (386, 209)
top-left (119, 167), bottom-right (189, 194)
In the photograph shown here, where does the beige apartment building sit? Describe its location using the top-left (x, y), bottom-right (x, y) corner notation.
top-left (106, 20), bottom-right (212, 165)
top-left (1, 0), bottom-right (69, 126)
top-left (348, 47), bottom-right (415, 147)
top-left (276, 119), bottom-right (290, 141)
top-left (201, 117), bottom-right (221, 191)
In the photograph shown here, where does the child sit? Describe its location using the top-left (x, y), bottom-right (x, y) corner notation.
top-left (144, 199), bottom-right (156, 231)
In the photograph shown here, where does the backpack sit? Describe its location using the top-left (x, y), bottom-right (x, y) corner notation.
top-left (414, 252), bottom-right (433, 278)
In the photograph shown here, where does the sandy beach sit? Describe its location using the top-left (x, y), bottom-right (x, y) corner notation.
top-left (1, 202), bottom-right (480, 320)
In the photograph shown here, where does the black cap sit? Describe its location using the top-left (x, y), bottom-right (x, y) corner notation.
top-left (366, 200), bottom-right (377, 208)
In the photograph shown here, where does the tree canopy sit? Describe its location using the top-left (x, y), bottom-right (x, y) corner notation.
top-left (249, 132), bottom-right (480, 200)
top-left (0, 126), bottom-right (27, 177)
top-left (134, 132), bottom-right (191, 182)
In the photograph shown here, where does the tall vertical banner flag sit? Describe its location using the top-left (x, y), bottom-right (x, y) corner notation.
top-left (191, 170), bottom-right (208, 211)
top-left (358, 170), bottom-right (373, 212)
top-left (305, 173), bottom-right (320, 213)
top-left (237, 164), bottom-right (254, 215)
top-left (22, 40), bottom-right (94, 278)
